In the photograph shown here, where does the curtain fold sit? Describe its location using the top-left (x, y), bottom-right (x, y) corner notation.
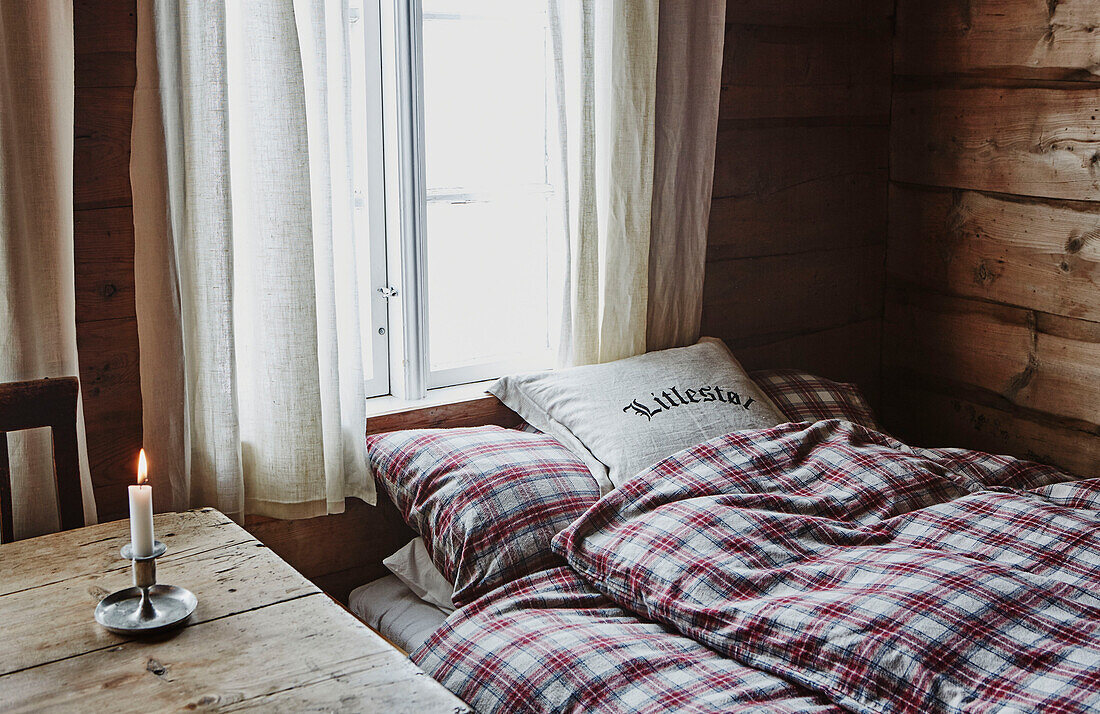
top-left (551, 0), bottom-right (726, 366)
top-left (0, 0), bottom-right (97, 539)
top-left (133, 0), bottom-right (375, 520)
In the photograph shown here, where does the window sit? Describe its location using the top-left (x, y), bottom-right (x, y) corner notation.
top-left (349, 0), bottom-right (564, 399)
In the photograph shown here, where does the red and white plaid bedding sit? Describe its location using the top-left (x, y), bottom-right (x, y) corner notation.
top-left (412, 565), bottom-right (842, 714)
top-left (553, 420), bottom-right (1100, 714)
top-left (750, 369), bottom-right (880, 431)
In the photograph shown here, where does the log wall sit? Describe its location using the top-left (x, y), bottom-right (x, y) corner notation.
top-left (882, 0), bottom-right (1100, 475)
top-left (702, 0), bottom-right (895, 406)
top-left (73, 0), bottom-right (142, 520)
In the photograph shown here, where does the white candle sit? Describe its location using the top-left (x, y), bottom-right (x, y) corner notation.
top-left (128, 449), bottom-right (154, 558)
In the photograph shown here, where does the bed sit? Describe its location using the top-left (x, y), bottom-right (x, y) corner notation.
top-left (356, 354), bottom-right (1100, 713)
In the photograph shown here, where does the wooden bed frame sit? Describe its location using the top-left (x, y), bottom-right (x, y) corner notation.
top-left (244, 394), bottom-right (521, 602)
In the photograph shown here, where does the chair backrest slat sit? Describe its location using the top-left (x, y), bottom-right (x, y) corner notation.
top-left (0, 377), bottom-right (84, 543)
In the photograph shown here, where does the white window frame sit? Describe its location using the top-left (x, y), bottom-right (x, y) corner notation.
top-left (355, 0), bottom-right (557, 400)
top-left (348, 0), bottom-right (395, 398)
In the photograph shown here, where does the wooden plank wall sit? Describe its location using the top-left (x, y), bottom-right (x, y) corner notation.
top-left (883, 0), bottom-right (1100, 476)
top-left (701, 0), bottom-right (895, 406)
top-left (73, 0), bottom-right (143, 520)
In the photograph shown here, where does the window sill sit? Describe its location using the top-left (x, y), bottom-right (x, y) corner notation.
top-left (364, 380), bottom-right (496, 418)
top-left (365, 380), bottom-right (525, 436)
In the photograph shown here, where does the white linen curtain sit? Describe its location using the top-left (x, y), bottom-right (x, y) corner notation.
top-left (646, 0), bottom-right (726, 352)
top-left (132, 0), bottom-right (375, 520)
top-left (550, 0), bottom-right (725, 365)
top-left (0, 0), bottom-right (97, 539)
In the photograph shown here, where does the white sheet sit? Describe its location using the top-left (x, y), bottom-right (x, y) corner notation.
top-left (349, 575), bottom-right (449, 654)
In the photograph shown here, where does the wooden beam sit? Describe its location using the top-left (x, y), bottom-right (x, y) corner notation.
top-left (891, 83), bottom-right (1100, 201)
top-left (76, 317), bottom-right (142, 522)
top-left (719, 23), bottom-right (892, 122)
top-left (725, 0), bottom-right (895, 27)
top-left (895, 0), bottom-right (1100, 82)
top-left (884, 286), bottom-right (1100, 429)
top-left (703, 245), bottom-right (886, 339)
top-left (74, 0), bottom-right (137, 88)
top-left (887, 184), bottom-right (1100, 322)
top-left (74, 207), bottom-right (137, 323)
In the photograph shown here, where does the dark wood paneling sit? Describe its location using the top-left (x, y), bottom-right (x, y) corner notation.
top-left (726, 0), bottom-right (894, 27)
top-left (74, 0), bottom-right (137, 88)
top-left (244, 498), bottom-right (414, 605)
top-left (73, 207), bottom-right (136, 323)
top-left (704, 3), bottom-right (893, 408)
top-left (891, 83), bottom-right (1100, 201)
top-left (703, 246), bottom-right (886, 338)
top-left (720, 23), bottom-right (892, 122)
top-left (74, 86), bottom-right (135, 211)
top-left (895, 0), bottom-right (1100, 82)
top-left (73, 0), bottom-right (141, 524)
top-left (708, 125), bottom-right (888, 262)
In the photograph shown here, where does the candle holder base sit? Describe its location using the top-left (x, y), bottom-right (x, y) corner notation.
top-left (93, 540), bottom-right (197, 635)
top-left (93, 584), bottom-right (197, 635)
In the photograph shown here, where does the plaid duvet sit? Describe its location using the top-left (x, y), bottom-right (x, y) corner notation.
top-left (554, 420), bottom-right (1100, 714)
top-left (412, 565), bottom-right (842, 714)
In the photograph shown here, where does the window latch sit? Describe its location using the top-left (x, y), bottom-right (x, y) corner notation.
top-left (378, 286), bottom-right (399, 299)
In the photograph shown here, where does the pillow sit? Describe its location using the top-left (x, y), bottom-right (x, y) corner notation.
top-left (750, 369), bottom-right (880, 431)
top-left (366, 426), bottom-right (600, 607)
top-left (488, 338), bottom-right (785, 490)
top-left (383, 537), bottom-right (456, 613)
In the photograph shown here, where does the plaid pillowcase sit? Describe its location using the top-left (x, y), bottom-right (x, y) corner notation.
top-left (366, 426), bottom-right (600, 607)
top-left (750, 369), bottom-right (879, 430)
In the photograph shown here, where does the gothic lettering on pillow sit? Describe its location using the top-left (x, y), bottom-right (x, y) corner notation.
top-left (623, 386), bottom-right (757, 421)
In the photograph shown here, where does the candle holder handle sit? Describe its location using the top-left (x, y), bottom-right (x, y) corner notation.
top-left (94, 540), bottom-right (197, 635)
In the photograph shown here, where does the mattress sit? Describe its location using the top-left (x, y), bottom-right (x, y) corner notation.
top-left (349, 575), bottom-right (449, 654)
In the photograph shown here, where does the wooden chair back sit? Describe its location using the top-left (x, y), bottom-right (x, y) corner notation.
top-left (0, 377), bottom-right (85, 543)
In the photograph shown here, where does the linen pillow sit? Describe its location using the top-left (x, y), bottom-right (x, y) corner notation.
top-left (488, 338), bottom-right (785, 490)
top-left (366, 426), bottom-right (600, 607)
top-left (750, 369), bottom-right (880, 430)
top-left (383, 537), bottom-right (456, 613)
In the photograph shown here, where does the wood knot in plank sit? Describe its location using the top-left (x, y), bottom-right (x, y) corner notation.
top-left (973, 260), bottom-right (1002, 286)
top-left (146, 658), bottom-right (169, 678)
top-left (185, 693), bottom-right (243, 710)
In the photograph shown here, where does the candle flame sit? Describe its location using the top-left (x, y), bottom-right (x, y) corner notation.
top-left (137, 449), bottom-right (148, 485)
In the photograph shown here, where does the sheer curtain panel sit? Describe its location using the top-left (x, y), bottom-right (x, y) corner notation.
top-left (646, 0), bottom-right (726, 352)
top-left (132, 0), bottom-right (375, 520)
top-left (549, 0), bottom-right (726, 366)
top-left (0, 0), bottom-right (97, 538)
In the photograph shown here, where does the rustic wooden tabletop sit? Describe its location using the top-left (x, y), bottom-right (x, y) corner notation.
top-left (0, 507), bottom-right (469, 713)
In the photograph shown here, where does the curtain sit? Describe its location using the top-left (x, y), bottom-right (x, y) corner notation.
top-left (0, 0), bottom-right (97, 539)
top-left (550, 0), bottom-right (725, 365)
top-left (132, 0), bottom-right (375, 520)
top-left (646, 0), bottom-right (726, 351)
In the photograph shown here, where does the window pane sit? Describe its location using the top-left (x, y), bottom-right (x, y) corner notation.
top-left (422, 12), bottom-right (546, 190)
top-left (421, 2), bottom-right (559, 382)
top-left (425, 197), bottom-right (552, 372)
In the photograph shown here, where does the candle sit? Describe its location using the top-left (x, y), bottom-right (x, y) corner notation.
top-left (128, 449), bottom-right (154, 558)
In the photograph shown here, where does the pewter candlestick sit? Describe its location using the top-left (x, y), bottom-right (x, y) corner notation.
top-left (93, 540), bottom-right (197, 635)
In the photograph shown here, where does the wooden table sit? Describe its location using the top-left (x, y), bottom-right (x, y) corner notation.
top-left (0, 508), bottom-right (470, 713)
